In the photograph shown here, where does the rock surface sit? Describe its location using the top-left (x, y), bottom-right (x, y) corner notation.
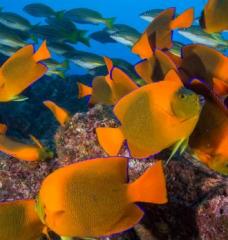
top-left (0, 104), bottom-right (227, 240)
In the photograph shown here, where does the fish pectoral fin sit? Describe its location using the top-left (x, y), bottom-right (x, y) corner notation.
top-left (127, 160), bottom-right (167, 204)
top-left (96, 127), bottom-right (124, 156)
top-left (12, 95), bottom-right (29, 102)
top-left (108, 204), bottom-right (143, 236)
top-left (60, 237), bottom-right (74, 240)
top-left (170, 8), bottom-right (194, 30)
top-left (166, 138), bottom-right (189, 165)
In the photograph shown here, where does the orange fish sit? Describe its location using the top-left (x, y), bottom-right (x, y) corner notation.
top-left (0, 124), bottom-right (53, 161)
top-left (134, 49), bottom-right (177, 84)
top-left (189, 86), bottom-right (228, 175)
top-left (200, 0), bottom-right (228, 33)
top-left (37, 157), bottom-right (167, 238)
top-left (43, 100), bottom-right (70, 126)
top-left (0, 199), bottom-right (44, 240)
top-left (132, 8), bottom-right (194, 58)
top-left (96, 70), bottom-right (201, 158)
top-left (180, 44), bottom-right (228, 96)
top-left (78, 56), bottom-right (138, 105)
top-left (0, 41), bottom-right (51, 102)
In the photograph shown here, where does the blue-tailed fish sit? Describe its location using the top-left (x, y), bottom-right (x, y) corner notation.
top-left (0, 199), bottom-right (45, 240)
top-left (43, 100), bottom-right (70, 126)
top-left (96, 70), bottom-right (201, 158)
top-left (37, 157), bottom-right (167, 238)
top-left (0, 41), bottom-right (50, 102)
top-left (0, 124), bottom-right (53, 161)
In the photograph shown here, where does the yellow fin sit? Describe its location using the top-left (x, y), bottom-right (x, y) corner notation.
top-left (127, 160), bottom-right (168, 204)
top-left (43, 100), bottom-right (70, 126)
top-left (0, 123), bottom-right (7, 134)
top-left (170, 8), bottom-right (194, 30)
top-left (96, 127), bottom-right (124, 156)
top-left (77, 82), bottom-right (92, 98)
top-left (33, 40), bottom-right (51, 63)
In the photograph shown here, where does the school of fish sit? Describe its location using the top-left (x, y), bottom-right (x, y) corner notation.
top-left (0, 0), bottom-right (227, 239)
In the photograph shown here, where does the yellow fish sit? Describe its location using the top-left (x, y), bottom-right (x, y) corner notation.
top-left (78, 56), bottom-right (138, 105)
top-left (135, 49), bottom-right (177, 84)
top-left (200, 0), bottom-right (228, 33)
top-left (132, 8), bottom-right (194, 59)
top-left (37, 157), bottom-right (167, 238)
top-left (0, 124), bottom-right (53, 161)
top-left (189, 96), bottom-right (228, 175)
top-left (43, 100), bottom-right (70, 126)
top-left (0, 41), bottom-right (51, 102)
top-left (96, 70), bottom-right (201, 158)
top-left (0, 199), bottom-right (44, 240)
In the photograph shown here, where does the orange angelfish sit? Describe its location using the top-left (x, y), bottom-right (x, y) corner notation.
top-left (0, 124), bottom-right (53, 161)
top-left (134, 49), bottom-right (177, 84)
top-left (189, 94), bottom-right (228, 175)
top-left (43, 100), bottom-right (70, 126)
top-left (180, 44), bottom-right (228, 96)
top-left (0, 199), bottom-right (45, 240)
top-left (78, 56), bottom-right (138, 105)
top-left (37, 157), bottom-right (167, 238)
top-left (200, 0), bottom-right (228, 33)
top-left (96, 70), bottom-right (202, 158)
top-left (0, 41), bottom-right (51, 102)
top-left (132, 8), bottom-right (194, 58)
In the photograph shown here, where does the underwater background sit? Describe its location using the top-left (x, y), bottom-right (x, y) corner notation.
top-left (0, 0), bottom-right (227, 240)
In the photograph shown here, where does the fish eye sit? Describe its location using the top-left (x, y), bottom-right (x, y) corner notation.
top-left (179, 93), bottom-right (186, 99)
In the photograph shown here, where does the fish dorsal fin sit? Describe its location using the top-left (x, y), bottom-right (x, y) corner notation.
top-left (170, 8), bottom-right (194, 30)
top-left (163, 69), bottom-right (183, 87)
top-left (134, 59), bottom-right (154, 84)
top-left (0, 123), bottom-right (7, 134)
top-left (110, 67), bottom-right (138, 101)
top-left (132, 33), bottom-right (153, 59)
top-left (33, 41), bottom-right (51, 63)
top-left (77, 82), bottom-right (92, 98)
top-left (103, 56), bottom-right (113, 73)
top-left (127, 160), bottom-right (167, 204)
top-left (30, 135), bottom-right (43, 149)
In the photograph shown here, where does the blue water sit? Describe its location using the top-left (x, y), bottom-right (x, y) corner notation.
top-left (0, 0), bottom-right (217, 75)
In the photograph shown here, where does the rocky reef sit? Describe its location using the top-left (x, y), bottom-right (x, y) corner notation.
top-left (1, 104), bottom-right (227, 240)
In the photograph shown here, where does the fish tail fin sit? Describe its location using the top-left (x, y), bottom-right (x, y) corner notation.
top-left (127, 160), bottom-right (168, 204)
top-left (105, 17), bottom-right (116, 29)
top-left (78, 30), bottom-right (90, 47)
top-left (77, 83), bottom-right (92, 98)
top-left (33, 40), bottom-right (51, 62)
top-left (170, 8), bottom-right (194, 30)
top-left (96, 127), bottom-right (124, 156)
top-left (0, 123), bottom-right (7, 134)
